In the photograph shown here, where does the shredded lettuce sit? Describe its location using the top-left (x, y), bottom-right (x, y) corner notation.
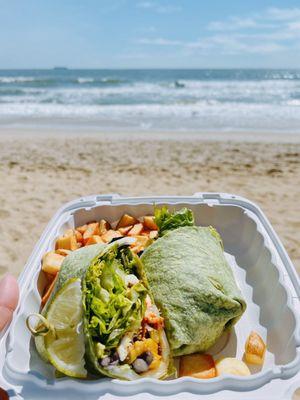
top-left (154, 206), bottom-right (194, 236)
top-left (84, 247), bottom-right (147, 353)
top-left (209, 226), bottom-right (224, 249)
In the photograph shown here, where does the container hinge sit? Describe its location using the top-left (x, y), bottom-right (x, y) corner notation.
top-left (95, 193), bottom-right (120, 203)
top-left (193, 193), bottom-right (222, 204)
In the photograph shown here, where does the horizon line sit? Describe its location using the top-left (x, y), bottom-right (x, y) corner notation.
top-left (0, 67), bottom-right (300, 71)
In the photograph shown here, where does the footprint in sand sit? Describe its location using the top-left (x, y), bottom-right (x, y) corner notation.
top-left (0, 209), bottom-right (10, 219)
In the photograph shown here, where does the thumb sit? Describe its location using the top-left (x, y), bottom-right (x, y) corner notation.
top-left (0, 274), bottom-right (19, 331)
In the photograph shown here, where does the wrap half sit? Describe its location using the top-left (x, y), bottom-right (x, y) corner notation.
top-left (33, 239), bottom-right (171, 380)
top-left (141, 225), bottom-right (246, 356)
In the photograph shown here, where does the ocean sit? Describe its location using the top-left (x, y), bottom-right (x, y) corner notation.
top-left (0, 69), bottom-right (300, 134)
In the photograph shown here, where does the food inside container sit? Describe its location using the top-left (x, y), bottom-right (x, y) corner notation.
top-left (26, 206), bottom-right (268, 381)
top-left (1, 195), bottom-right (299, 399)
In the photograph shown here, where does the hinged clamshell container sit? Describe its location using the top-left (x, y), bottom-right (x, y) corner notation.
top-left (0, 193), bottom-right (299, 399)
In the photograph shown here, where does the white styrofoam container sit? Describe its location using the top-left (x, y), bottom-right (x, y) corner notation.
top-left (0, 193), bottom-right (299, 400)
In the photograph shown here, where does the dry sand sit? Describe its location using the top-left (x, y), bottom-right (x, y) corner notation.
top-left (0, 133), bottom-right (299, 277)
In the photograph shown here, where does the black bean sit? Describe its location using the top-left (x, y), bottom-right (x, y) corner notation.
top-left (140, 351), bottom-right (154, 365)
top-left (111, 352), bottom-right (120, 362)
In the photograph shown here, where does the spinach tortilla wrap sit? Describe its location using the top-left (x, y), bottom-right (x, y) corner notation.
top-left (30, 239), bottom-right (171, 380)
top-left (141, 208), bottom-right (246, 356)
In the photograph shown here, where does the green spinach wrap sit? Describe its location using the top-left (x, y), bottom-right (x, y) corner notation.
top-left (30, 239), bottom-right (171, 380)
top-left (141, 209), bottom-right (246, 356)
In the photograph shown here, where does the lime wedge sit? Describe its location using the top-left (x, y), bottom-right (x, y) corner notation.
top-left (44, 278), bottom-right (87, 378)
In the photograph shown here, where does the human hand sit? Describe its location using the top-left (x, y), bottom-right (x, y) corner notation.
top-left (0, 274), bottom-right (19, 331)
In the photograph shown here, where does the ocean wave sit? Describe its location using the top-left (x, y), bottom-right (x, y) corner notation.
top-left (0, 88), bottom-right (26, 96)
top-left (0, 77), bottom-right (36, 83)
top-left (1, 80), bottom-right (299, 102)
top-left (2, 101), bottom-right (300, 133)
top-left (0, 74), bottom-right (300, 114)
top-left (0, 77), bottom-right (60, 87)
top-left (0, 100), bottom-right (300, 116)
top-left (76, 77), bottom-right (124, 85)
top-left (100, 78), bottom-right (124, 84)
top-left (286, 99), bottom-right (300, 106)
top-left (77, 78), bottom-right (94, 84)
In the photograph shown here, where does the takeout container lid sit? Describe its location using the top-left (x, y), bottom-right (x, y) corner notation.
top-left (0, 193), bottom-right (299, 399)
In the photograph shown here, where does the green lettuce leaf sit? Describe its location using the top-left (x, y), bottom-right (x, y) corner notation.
top-left (83, 247), bottom-right (147, 353)
top-left (154, 206), bottom-right (194, 236)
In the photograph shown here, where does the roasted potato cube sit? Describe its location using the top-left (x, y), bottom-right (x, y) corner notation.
top-left (143, 216), bottom-right (158, 231)
top-left (140, 229), bottom-right (158, 239)
top-left (83, 222), bottom-right (100, 244)
top-left (64, 228), bottom-right (75, 237)
top-left (128, 223), bottom-right (143, 236)
top-left (55, 234), bottom-right (78, 251)
top-left (179, 354), bottom-right (216, 379)
top-left (118, 225), bottom-right (133, 235)
top-left (99, 219), bottom-right (111, 235)
top-left (117, 214), bottom-right (138, 228)
top-left (101, 229), bottom-right (122, 243)
top-left (130, 235), bottom-right (149, 253)
top-left (55, 248), bottom-right (72, 257)
top-left (85, 235), bottom-right (104, 246)
top-left (149, 230), bottom-right (158, 239)
top-left (245, 331), bottom-right (266, 365)
top-left (42, 252), bottom-right (65, 275)
top-left (140, 229), bottom-right (150, 237)
top-left (76, 224), bottom-right (88, 234)
top-left (75, 230), bottom-right (83, 243)
top-left (215, 358), bottom-right (250, 376)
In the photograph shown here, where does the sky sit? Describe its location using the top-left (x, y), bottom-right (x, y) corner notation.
top-left (1, 0), bottom-right (300, 68)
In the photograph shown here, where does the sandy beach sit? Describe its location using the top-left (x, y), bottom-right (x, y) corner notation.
top-left (0, 131), bottom-right (299, 278)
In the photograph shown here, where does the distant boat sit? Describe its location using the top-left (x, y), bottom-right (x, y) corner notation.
top-left (53, 67), bottom-right (68, 71)
top-left (174, 80), bottom-right (185, 88)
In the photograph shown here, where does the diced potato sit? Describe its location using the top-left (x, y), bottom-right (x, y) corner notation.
top-left (42, 273), bottom-right (58, 306)
top-left (101, 229), bottom-right (122, 243)
top-left (149, 230), bottom-right (158, 239)
top-left (85, 235), bottom-right (104, 246)
top-left (117, 214), bottom-right (138, 228)
top-left (55, 234), bottom-right (78, 251)
top-left (83, 222), bottom-right (100, 244)
top-left (75, 230), bottom-right (83, 243)
top-left (76, 224), bottom-right (88, 234)
top-left (42, 252), bottom-right (65, 275)
top-left (99, 219), bottom-right (111, 235)
top-left (55, 249), bottom-right (72, 257)
top-left (215, 358), bottom-right (251, 377)
top-left (140, 229), bottom-right (151, 237)
top-left (140, 229), bottom-right (158, 239)
top-left (130, 235), bottom-right (149, 253)
top-left (179, 354), bottom-right (216, 379)
top-left (118, 225), bottom-right (133, 235)
top-left (64, 228), bottom-right (75, 237)
top-left (128, 223), bottom-right (144, 236)
top-left (143, 216), bottom-right (158, 231)
top-left (244, 331), bottom-right (266, 365)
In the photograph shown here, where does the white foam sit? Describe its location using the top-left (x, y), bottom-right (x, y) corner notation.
top-left (77, 78), bottom-right (94, 84)
top-left (0, 77), bottom-right (35, 83)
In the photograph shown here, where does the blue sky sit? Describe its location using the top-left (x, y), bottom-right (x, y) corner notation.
top-left (1, 0), bottom-right (300, 68)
